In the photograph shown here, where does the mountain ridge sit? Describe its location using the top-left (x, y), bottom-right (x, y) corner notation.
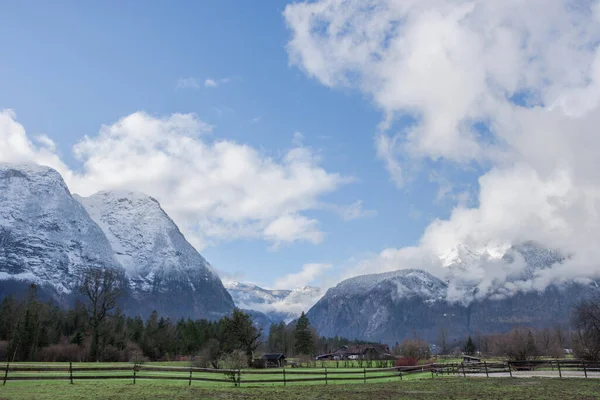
top-left (0, 163), bottom-right (234, 320)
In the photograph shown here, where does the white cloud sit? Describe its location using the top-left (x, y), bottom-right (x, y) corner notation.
top-left (204, 77), bottom-right (233, 88)
top-left (292, 131), bottom-right (304, 146)
top-left (176, 78), bottom-right (201, 90)
top-left (0, 110), bottom-right (70, 177)
top-left (0, 110), bottom-right (351, 249)
top-left (274, 263), bottom-right (332, 290)
top-left (375, 133), bottom-right (405, 187)
top-left (264, 214), bottom-right (324, 248)
top-left (285, 0), bottom-right (600, 297)
top-left (329, 200), bottom-right (377, 221)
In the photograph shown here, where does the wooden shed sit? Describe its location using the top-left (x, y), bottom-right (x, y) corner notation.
top-left (263, 353), bottom-right (286, 368)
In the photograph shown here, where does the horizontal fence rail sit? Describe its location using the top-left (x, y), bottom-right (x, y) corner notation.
top-left (2, 360), bottom-right (599, 386)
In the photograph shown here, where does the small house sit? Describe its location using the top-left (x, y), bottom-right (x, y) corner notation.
top-left (317, 344), bottom-right (393, 361)
top-left (462, 355), bottom-right (481, 363)
top-left (263, 353), bottom-right (286, 368)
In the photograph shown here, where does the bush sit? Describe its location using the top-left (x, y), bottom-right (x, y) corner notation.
top-left (489, 328), bottom-right (540, 361)
top-left (395, 339), bottom-right (431, 360)
top-left (193, 338), bottom-right (221, 369)
top-left (251, 358), bottom-right (266, 369)
top-left (100, 345), bottom-right (121, 362)
top-left (38, 343), bottom-right (83, 362)
top-left (220, 350), bottom-right (248, 370)
top-left (129, 349), bottom-right (148, 365)
top-left (395, 357), bottom-right (418, 367)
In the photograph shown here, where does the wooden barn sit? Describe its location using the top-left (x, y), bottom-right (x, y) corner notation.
top-left (263, 353), bottom-right (286, 368)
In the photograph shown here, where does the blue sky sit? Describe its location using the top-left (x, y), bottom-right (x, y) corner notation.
top-left (0, 1), bottom-right (460, 288)
top-left (3, 0), bottom-right (597, 294)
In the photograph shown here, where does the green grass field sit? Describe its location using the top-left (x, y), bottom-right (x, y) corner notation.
top-left (1, 377), bottom-right (600, 399)
top-left (0, 361), bottom-right (430, 386)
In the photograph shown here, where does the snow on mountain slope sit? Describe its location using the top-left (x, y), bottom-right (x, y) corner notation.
top-left (224, 281), bottom-right (290, 305)
top-left (441, 241), bottom-right (567, 303)
top-left (77, 190), bottom-right (234, 319)
top-left (0, 163), bottom-right (121, 299)
top-left (329, 269), bottom-right (447, 302)
top-left (224, 281), bottom-right (322, 323)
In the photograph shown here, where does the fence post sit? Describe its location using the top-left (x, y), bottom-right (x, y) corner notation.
top-left (583, 361), bottom-right (588, 378)
top-left (484, 361), bottom-right (489, 378)
top-left (508, 362), bottom-right (512, 378)
top-left (237, 369), bottom-right (241, 387)
top-left (431, 365), bottom-right (434, 379)
top-left (3, 363), bottom-right (8, 386)
top-left (462, 363), bottom-right (466, 377)
top-left (325, 367), bottom-right (328, 385)
top-left (189, 367), bottom-right (193, 386)
top-left (363, 368), bottom-right (366, 384)
top-left (557, 360), bottom-right (562, 378)
top-left (69, 362), bottom-right (73, 384)
top-left (399, 370), bottom-right (403, 380)
top-left (133, 365), bottom-right (137, 384)
top-left (283, 368), bottom-right (286, 386)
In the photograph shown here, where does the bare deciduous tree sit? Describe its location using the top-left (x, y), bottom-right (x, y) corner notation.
top-left (79, 267), bottom-right (123, 361)
top-left (571, 295), bottom-right (600, 361)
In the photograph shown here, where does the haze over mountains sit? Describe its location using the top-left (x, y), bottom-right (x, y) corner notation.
top-left (224, 281), bottom-right (322, 323)
top-left (1, 163), bottom-right (599, 343)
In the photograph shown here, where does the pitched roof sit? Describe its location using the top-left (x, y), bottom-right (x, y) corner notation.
top-left (263, 353), bottom-right (285, 360)
top-left (333, 344), bottom-right (390, 355)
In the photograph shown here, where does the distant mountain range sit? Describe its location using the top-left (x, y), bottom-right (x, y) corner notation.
top-left (306, 244), bottom-right (600, 343)
top-left (223, 281), bottom-right (322, 325)
top-left (1, 163), bottom-right (599, 343)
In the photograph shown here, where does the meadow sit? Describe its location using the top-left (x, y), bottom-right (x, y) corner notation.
top-left (2, 376), bottom-right (600, 400)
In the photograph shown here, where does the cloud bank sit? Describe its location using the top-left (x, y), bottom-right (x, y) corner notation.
top-left (0, 110), bottom-right (355, 250)
top-left (285, 0), bottom-right (600, 300)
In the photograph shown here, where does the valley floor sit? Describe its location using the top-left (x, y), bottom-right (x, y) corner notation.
top-left (1, 377), bottom-right (600, 400)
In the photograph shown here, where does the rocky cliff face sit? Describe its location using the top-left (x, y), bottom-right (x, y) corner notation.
top-left (77, 191), bottom-right (234, 320)
top-left (0, 163), bottom-right (122, 303)
top-left (0, 164), bottom-right (234, 320)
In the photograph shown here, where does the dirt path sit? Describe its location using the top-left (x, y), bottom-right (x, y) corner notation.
top-left (465, 371), bottom-right (600, 379)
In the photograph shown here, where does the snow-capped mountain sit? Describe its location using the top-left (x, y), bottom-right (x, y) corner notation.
top-left (76, 191), bottom-right (233, 316)
top-left (224, 281), bottom-right (322, 323)
top-left (77, 190), bottom-right (234, 319)
top-left (0, 164), bottom-right (234, 320)
top-left (0, 164), bottom-right (123, 301)
top-left (224, 281), bottom-right (290, 306)
top-left (307, 244), bottom-right (600, 343)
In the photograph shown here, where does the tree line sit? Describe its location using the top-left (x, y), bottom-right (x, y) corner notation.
top-left (430, 294), bottom-right (600, 362)
top-left (0, 269), bottom-right (358, 365)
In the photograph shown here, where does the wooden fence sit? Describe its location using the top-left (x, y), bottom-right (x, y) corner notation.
top-left (3, 360), bottom-right (598, 386)
top-left (1, 363), bottom-right (435, 386)
top-left (435, 360), bottom-right (600, 378)
top-left (508, 359), bottom-right (600, 378)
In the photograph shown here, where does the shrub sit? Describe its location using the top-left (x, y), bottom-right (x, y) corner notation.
top-left (220, 350), bottom-right (248, 370)
top-left (129, 349), bottom-right (148, 365)
top-left (489, 328), bottom-right (540, 361)
top-left (38, 343), bottom-right (82, 362)
top-left (252, 358), bottom-right (266, 369)
top-left (100, 345), bottom-right (121, 362)
top-left (193, 338), bottom-right (221, 369)
top-left (395, 339), bottom-right (431, 360)
top-left (395, 357), bottom-right (418, 367)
